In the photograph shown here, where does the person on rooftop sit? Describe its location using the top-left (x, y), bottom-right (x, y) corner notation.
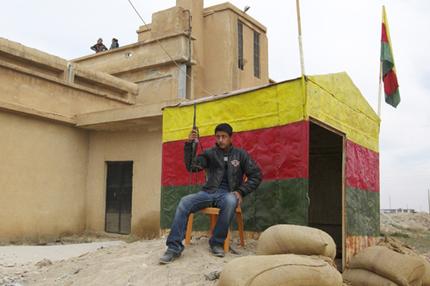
top-left (110, 38), bottom-right (119, 50)
top-left (90, 38), bottom-right (108, 53)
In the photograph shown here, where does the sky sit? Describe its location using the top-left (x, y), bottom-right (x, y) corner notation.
top-left (1, 0), bottom-right (429, 211)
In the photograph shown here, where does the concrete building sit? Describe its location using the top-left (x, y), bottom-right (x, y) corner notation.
top-left (381, 208), bottom-right (416, 214)
top-left (0, 0), bottom-right (269, 243)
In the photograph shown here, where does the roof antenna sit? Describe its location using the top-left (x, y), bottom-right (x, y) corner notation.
top-left (243, 6), bottom-right (250, 13)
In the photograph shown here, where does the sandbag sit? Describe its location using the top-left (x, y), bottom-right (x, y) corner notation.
top-left (256, 224), bottom-right (336, 259)
top-left (218, 254), bottom-right (342, 286)
top-left (378, 236), bottom-right (430, 286)
top-left (420, 257), bottom-right (430, 286)
top-left (343, 268), bottom-right (399, 286)
top-left (348, 246), bottom-right (425, 286)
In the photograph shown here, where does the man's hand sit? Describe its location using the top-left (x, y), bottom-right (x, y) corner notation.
top-left (234, 191), bottom-right (243, 207)
top-left (188, 128), bottom-right (198, 142)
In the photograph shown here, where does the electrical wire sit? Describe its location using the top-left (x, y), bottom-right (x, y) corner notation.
top-left (127, 0), bottom-right (213, 193)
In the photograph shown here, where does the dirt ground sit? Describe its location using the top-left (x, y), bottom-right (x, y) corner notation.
top-left (380, 212), bottom-right (430, 259)
top-left (1, 212), bottom-right (429, 286)
top-left (0, 236), bottom-right (256, 286)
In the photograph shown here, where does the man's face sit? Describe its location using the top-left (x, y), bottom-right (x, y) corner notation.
top-left (215, 131), bottom-right (232, 150)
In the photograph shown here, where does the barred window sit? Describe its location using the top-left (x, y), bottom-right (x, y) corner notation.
top-left (238, 21), bottom-right (244, 70)
top-left (253, 31), bottom-right (260, 78)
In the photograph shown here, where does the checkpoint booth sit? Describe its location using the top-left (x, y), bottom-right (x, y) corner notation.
top-left (161, 72), bottom-right (380, 268)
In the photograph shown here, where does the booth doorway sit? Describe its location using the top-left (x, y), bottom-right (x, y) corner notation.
top-left (105, 161), bottom-right (133, 234)
top-left (308, 121), bottom-right (344, 268)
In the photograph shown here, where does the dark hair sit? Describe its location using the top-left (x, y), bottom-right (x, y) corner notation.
top-left (214, 123), bottom-right (233, 136)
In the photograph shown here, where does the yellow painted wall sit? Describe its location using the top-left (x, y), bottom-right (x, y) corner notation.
top-left (163, 80), bottom-right (304, 142)
top-left (306, 74), bottom-right (380, 152)
top-left (0, 112), bottom-right (89, 243)
top-left (85, 126), bottom-right (162, 238)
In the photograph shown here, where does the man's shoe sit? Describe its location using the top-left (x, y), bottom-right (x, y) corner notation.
top-left (159, 250), bottom-right (180, 264)
top-left (210, 245), bottom-right (225, 257)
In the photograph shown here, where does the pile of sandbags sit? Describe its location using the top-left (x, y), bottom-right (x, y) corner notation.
top-left (343, 245), bottom-right (426, 286)
top-left (219, 224), bottom-right (342, 286)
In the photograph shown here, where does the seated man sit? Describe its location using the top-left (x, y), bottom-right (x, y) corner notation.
top-left (160, 123), bottom-right (262, 264)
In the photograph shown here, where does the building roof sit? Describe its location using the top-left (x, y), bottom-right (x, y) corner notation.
top-left (203, 2), bottom-right (267, 32)
top-left (0, 38), bottom-right (138, 125)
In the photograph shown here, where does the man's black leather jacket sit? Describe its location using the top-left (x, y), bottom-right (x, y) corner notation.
top-left (184, 142), bottom-right (262, 197)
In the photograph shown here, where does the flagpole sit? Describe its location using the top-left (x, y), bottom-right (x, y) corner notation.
top-left (378, 61), bottom-right (382, 117)
top-left (296, 0), bottom-right (308, 116)
top-left (296, 0), bottom-right (306, 76)
top-left (378, 6), bottom-right (385, 118)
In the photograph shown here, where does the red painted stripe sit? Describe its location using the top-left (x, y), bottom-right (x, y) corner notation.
top-left (346, 140), bottom-right (379, 192)
top-left (162, 121), bottom-right (309, 186)
top-left (381, 23), bottom-right (389, 43)
top-left (383, 70), bottom-right (399, 96)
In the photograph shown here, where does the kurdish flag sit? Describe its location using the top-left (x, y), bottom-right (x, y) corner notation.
top-left (381, 6), bottom-right (400, 108)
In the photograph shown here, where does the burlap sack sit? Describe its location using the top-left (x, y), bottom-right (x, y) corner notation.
top-left (348, 246), bottom-right (425, 286)
top-left (218, 254), bottom-right (342, 286)
top-left (420, 257), bottom-right (430, 286)
top-left (343, 268), bottom-right (398, 286)
top-left (377, 236), bottom-right (430, 286)
top-left (256, 224), bottom-right (336, 259)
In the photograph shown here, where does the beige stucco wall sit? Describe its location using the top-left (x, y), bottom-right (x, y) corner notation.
top-left (151, 6), bottom-right (189, 39)
top-left (202, 9), bottom-right (235, 95)
top-left (75, 1), bottom-right (270, 103)
top-left (0, 0), bottom-right (272, 242)
top-left (0, 38), bottom-right (138, 127)
top-left (203, 5), bottom-right (269, 95)
top-left (0, 38), bottom-right (142, 243)
top-left (235, 16), bottom-right (269, 89)
top-left (85, 125), bottom-right (162, 238)
top-left (116, 65), bottom-right (182, 105)
top-left (73, 37), bottom-right (187, 105)
top-left (73, 35), bottom-right (189, 77)
top-left (0, 65), bottom-right (129, 119)
top-left (0, 112), bottom-right (89, 243)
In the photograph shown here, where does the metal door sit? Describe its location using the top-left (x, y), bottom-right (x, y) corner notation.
top-left (105, 161), bottom-right (133, 234)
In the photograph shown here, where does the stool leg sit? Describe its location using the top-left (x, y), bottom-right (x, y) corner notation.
top-left (209, 214), bottom-right (217, 236)
top-left (185, 213), bottom-right (194, 246)
top-left (236, 212), bottom-right (245, 247)
top-left (224, 229), bottom-right (230, 253)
